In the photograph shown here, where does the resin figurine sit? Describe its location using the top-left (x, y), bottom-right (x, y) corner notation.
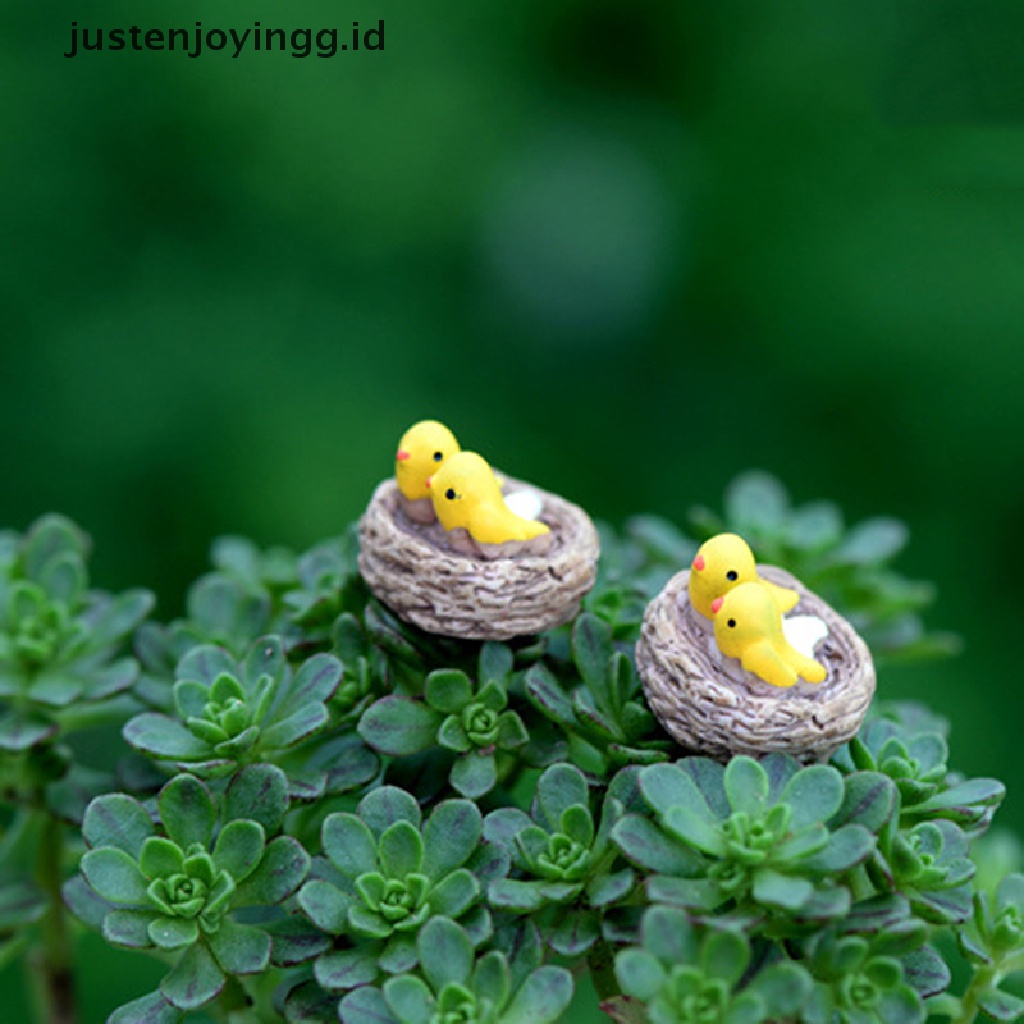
top-left (395, 419), bottom-right (461, 524)
top-left (430, 451), bottom-right (550, 547)
top-left (358, 422), bottom-right (599, 640)
top-left (712, 582), bottom-right (827, 688)
top-left (636, 533), bottom-right (875, 762)
top-left (689, 532), bottom-right (798, 619)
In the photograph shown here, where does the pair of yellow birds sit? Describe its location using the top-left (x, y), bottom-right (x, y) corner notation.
top-left (689, 533), bottom-right (827, 688)
top-left (394, 421), bottom-right (549, 544)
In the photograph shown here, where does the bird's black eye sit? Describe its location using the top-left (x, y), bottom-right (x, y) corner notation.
top-left (726, 570), bottom-right (738, 582)
top-left (445, 488), bottom-right (456, 500)
top-left (727, 619), bottom-right (737, 628)
top-left (433, 451), bottom-right (444, 462)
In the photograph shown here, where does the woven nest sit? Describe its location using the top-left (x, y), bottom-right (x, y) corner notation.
top-left (357, 477), bottom-right (600, 640)
top-left (637, 565), bottom-right (875, 763)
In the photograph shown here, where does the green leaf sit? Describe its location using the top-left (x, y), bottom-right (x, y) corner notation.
top-left (160, 940), bottom-right (225, 1011)
top-left (663, 806), bottom-right (725, 856)
top-left (358, 786), bottom-right (422, 836)
top-left (207, 918), bottom-right (271, 975)
top-left (139, 837), bottom-right (183, 880)
top-left (801, 825), bottom-right (875, 873)
top-left (158, 775), bottom-right (216, 850)
top-left (81, 848), bottom-right (149, 904)
top-left (831, 772), bottom-right (897, 832)
top-left (724, 757), bottom-right (769, 816)
top-left (780, 766), bottom-right (844, 830)
top-left (747, 962), bottom-right (811, 1017)
top-left (496, 711), bottom-right (529, 750)
top-left (502, 966), bottom-right (574, 1024)
top-left (284, 979), bottom-right (339, 1023)
top-left (901, 945), bottom-right (952, 998)
top-left (641, 905), bottom-right (699, 963)
top-left (261, 703), bottom-right (330, 750)
top-left (298, 880), bottom-right (351, 935)
top-left (573, 613), bottom-right (614, 697)
top-left (233, 836), bottom-right (309, 906)
top-left (647, 875), bottom-right (723, 912)
top-left (587, 868), bottom-right (635, 908)
top-left (474, 951), bottom-right (511, 1012)
top-left (0, 712), bottom-right (58, 751)
top-left (224, 764), bottom-right (289, 833)
top-left (324, 814), bottom-right (378, 877)
top-left (383, 975), bottom-right (434, 1024)
top-left (213, 820), bottom-right (265, 882)
top-left (103, 909), bottom-right (158, 948)
top-left (425, 669), bottom-right (473, 714)
top-left (537, 764), bottom-right (589, 830)
top-left (379, 821), bottom-right (424, 879)
top-left (524, 664), bottom-right (575, 728)
top-left (147, 916), bottom-right (199, 950)
top-left (489, 879), bottom-right (546, 913)
top-left (561, 804), bottom-right (595, 848)
top-left (641, 763), bottom-right (715, 821)
top-left (875, 985), bottom-right (926, 1024)
top-left (315, 948), bottom-right (380, 992)
top-left (428, 869), bottom-right (479, 919)
top-left (291, 652), bottom-right (343, 705)
top-left (83, 794), bottom-right (154, 856)
top-left (615, 949), bottom-right (666, 1001)
top-left (978, 989), bottom-right (1024, 1022)
top-left (358, 697), bottom-right (440, 756)
top-left (423, 801), bottom-right (482, 879)
top-left (340, 986), bottom-right (398, 1024)
top-left (451, 751), bottom-right (496, 798)
top-left (725, 471), bottom-right (788, 535)
top-left (834, 517), bottom-right (908, 564)
top-left (438, 716), bottom-right (471, 752)
top-left (702, 929), bottom-right (750, 985)
top-left (269, 916), bottom-right (331, 967)
top-left (612, 814), bottom-right (704, 875)
top-left (419, 916), bottom-right (473, 991)
top-left (751, 869), bottom-right (813, 910)
top-left (109, 991), bottom-right (181, 1024)
top-left (548, 907), bottom-right (600, 955)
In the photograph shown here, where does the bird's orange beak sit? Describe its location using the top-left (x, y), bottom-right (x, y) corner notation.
top-left (711, 597), bottom-right (723, 614)
top-left (692, 554), bottom-right (705, 572)
top-left (396, 450), bottom-right (411, 462)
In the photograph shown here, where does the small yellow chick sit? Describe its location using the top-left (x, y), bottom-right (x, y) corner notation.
top-left (712, 582), bottom-right (827, 688)
top-left (429, 452), bottom-right (550, 545)
top-left (396, 420), bottom-right (461, 501)
top-left (688, 533), bottom-right (799, 620)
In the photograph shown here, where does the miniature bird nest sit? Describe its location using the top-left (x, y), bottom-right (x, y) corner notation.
top-left (637, 565), bottom-right (875, 763)
top-left (358, 477), bottom-right (600, 640)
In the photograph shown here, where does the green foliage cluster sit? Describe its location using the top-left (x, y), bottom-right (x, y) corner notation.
top-left (1, 472), bottom-right (1021, 1024)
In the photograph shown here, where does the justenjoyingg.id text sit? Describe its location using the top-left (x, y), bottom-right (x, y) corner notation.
top-left (64, 20), bottom-right (384, 59)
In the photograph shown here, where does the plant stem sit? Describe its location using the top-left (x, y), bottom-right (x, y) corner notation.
top-left (954, 964), bottom-right (997, 1024)
top-left (30, 812), bottom-right (76, 1024)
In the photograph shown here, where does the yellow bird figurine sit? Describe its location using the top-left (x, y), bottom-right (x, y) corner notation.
top-left (712, 582), bottom-right (827, 688)
top-left (429, 451), bottom-right (550, 545)
top-left (396, 420), bottom-right (461, 501)
top-left (688, 533), bottom-right (799, 620)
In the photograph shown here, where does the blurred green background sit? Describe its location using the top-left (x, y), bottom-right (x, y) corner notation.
top-left (4, 0), bottom-right (1024, 1018)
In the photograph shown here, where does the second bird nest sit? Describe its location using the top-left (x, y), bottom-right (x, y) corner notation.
top-left (637, 565), bottom-right (875, 762)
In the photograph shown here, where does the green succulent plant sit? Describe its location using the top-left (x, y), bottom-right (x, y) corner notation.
top-left (612, 905), bottom-right (811, 1024)
top-left (338, 916), bottom-right (574, 1024)
top-left (71, 772), bottom-right (309, 1013)
top-left (2, 472), bottom-right (1020, 1024)
top-left (297, 785), bottom-right (506, 993)
top-left (613, 755), bottom-right (892, 924)
top-left (485, 763), bottom-right (637, 956)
